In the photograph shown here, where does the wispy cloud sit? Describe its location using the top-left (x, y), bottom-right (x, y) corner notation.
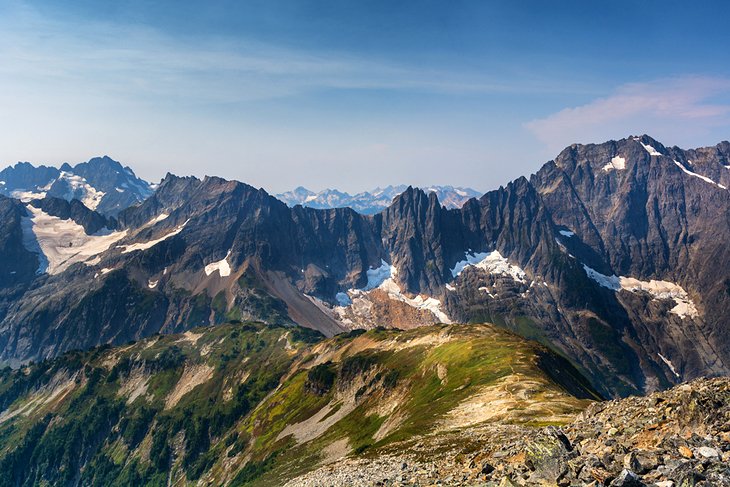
top-left (0, 2), bottom-right (590, 108)
top-left (525, 77), bottom-right (730, 153)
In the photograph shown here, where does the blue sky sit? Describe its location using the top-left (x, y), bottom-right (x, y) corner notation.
top-left (1, 0), bottom-right (729, 193)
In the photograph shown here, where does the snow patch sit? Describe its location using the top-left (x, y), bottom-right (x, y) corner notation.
top-left (582, 265), bottom-right (620, 290)
top-left (673, 160), bottom-right (727, 190)
top-left (58, 171), bottom-right (105, 210)
top-left (204, 250), bottom-right (232, 277)
top-left (335, 292), bottom-right (352, 306)
top-left (11, 190), bottom-right (46, 202)
top-left (120, 219), bottom-right (189, 254)
top-left (364, 260), bottom-right (394, 290)
top-left (602, 156), bottom-right (626, 172)
top-left (583, 265), bottom-right (698, 319)
top-left (376, 270), bottom-right (451, 323)
top-left (558, 230), bottom-right (575, 237)
top-left (338, 264), bottom-right (451, 323)
top-left (445, 284), bottom-right (456, 291)
top-left (478, 286), bottom-right (495, 298)
top-left (148, 279), bottom-right (159, 289)
top-left (371, 266), bottom-right (451, 322)
top-left (638, 140), bottom-right (662, 156)
top-left (450, 251), bottom-right (488, 277)
top-left (146, 213), bottom-right (169, 226)
top-left (451, 250), bottom-right (527, 283)
top-left (95, 267), bottom-right (114, 278)
top-left (658, 353), bottom-right (680, 378)
top-left (21, 206), bottom-right (127, 274)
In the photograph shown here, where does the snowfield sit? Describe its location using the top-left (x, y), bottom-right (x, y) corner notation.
top-left (120, 219), bottom-right (189, 254)
top-left (21, 206), bottom-right (127, 275)
top-left (58, 171), bottom-right (105, 210)
top-left (583, 265), bottom-right (699, 319)
top-left (204, 250), bottom-right (232, 277)
top-left (602, 156), bottom-right (626, 172)
top-left (337, 261), bottom-right (451, 323)
top-left (11, 189), bottom-right (47, 202)
top-left (451, 250), bottom-right (527, 283)
top-left (364, 260), bottom-right (394, 290)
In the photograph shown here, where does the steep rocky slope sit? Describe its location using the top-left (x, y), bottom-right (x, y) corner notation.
top-left (0, 321), bottom-right (597, 486)
top-left (291, 377), bottom-right (730, 486)
top-left (0, 135), bottom-right (728, 398)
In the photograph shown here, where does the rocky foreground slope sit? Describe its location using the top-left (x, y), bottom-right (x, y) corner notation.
top-left (290, 377), bottom-right (730, 486)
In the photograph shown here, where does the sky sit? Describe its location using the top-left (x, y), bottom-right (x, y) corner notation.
top-left (1, 0), bottom-right (730, 194)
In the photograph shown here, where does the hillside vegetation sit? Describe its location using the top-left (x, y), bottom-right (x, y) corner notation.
top-left (0, 321), bottom-right (598, 486)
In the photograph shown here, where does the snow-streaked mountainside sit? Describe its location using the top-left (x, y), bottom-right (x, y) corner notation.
top-left (1, 136), bottom-right (730, 487)
top-left (0, 135), bottom-right (729, 400)
top-left (0, 156), bottom-right (153, 216)
top-left (276, 184), bottom-right (481, 213)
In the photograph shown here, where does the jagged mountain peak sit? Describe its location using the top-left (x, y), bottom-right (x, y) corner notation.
top-left (551, 135), bottom-right (730, 192)
top-left (0, 156), bottom-right (154, 216)
top-left (1, 135), bottom-right (729, 401)
top-left (385, 185), bottom-right (439, 216)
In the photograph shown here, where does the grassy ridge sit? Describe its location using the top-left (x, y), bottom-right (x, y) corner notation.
top-left (0, 322), bottom-right (596, 486)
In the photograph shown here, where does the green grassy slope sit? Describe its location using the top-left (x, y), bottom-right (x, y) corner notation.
top-left (0, 322), bottom-right (598, 486)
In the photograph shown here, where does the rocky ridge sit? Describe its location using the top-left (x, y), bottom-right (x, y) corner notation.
top-left (0, 135), bottom-right (728, 399)
top-left (288, 377), bottom-right (730, 486)
top-left (0, 321), bottom-right (598, 486)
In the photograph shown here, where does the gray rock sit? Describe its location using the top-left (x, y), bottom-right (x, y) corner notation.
top-left (609, 469), bottom-right (644, 486)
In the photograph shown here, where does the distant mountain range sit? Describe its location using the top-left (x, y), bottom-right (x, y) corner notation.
top-left (0, 135), bottom-right (728, 399)
top-left (276, 185), bottom-right (481, 214)
top-left (0, 158), bottom-right (479, 217)
top-left (0, 156), bottom-right (153, 216)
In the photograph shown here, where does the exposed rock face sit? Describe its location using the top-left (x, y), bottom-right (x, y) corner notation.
top-left (0, 196), bottom-right (40, 289)
top-left (525, 135), bottom-right (730, 395)
top-left (0, 135), bottom-right (728, 399)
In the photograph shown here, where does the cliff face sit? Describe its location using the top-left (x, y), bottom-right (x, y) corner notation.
top-left (0, 136), bottom-right (728, 397)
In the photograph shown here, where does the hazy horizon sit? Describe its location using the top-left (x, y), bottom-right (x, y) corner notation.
top-left (2, 1), bottom-right (730, 193)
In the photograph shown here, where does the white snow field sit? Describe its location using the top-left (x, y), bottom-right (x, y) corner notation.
top-left (583, 265), bottom-right (698, 319)
top-left (21, 206), bottom-right (127, 274)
